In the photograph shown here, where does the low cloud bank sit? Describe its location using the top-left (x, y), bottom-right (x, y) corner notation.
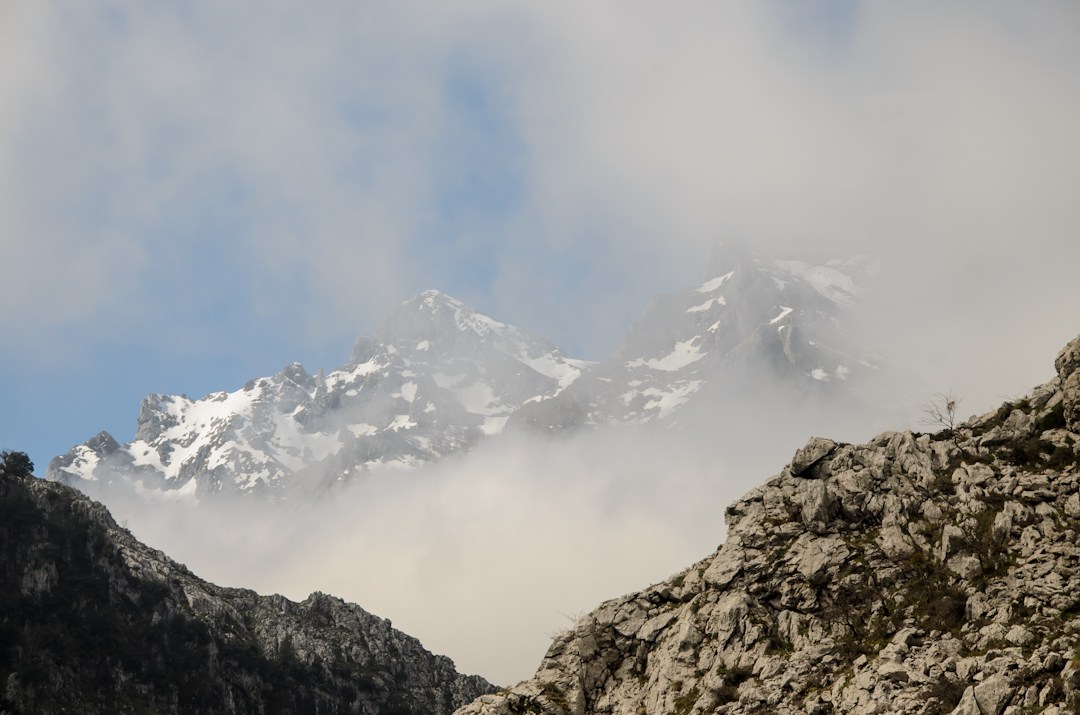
top-left (97, 378), bottom-right (904, 685)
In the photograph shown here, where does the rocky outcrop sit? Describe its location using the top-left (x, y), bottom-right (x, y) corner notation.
top-left (457, 333), bottom-right (1080, 715)
top-left (0, 473), bottom-right (494, 713)
top-left (1057, 337), bottom-right (1080, 432)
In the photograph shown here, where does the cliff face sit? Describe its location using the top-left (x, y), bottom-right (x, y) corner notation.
top-left (0, 473), bottom-right (494, 714)
top-left (458, 333), bottom-right (1080, 715)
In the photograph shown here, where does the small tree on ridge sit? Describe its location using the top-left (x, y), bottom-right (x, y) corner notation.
top-left (0, 450), bottom-right (34, 478)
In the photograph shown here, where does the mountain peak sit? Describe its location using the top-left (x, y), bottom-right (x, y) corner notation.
top-left (702, 239), bottom-right (755, 277)
top-left (406, 289), bottom-right (469, 311)
top-left (379, 290), bottom-right (515, 348)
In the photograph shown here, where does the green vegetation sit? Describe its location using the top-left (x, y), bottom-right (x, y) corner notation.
top-left (1006, 435), bottom-right (1077, 470)
top-left (0, 450), bottom-right (33, 478)
top-left (0, 475), bottom-right (454, 714)
top-left (714, 665), bottom-right (753, 705)
top-left (919, 677), bottom-right (967, 715)
top-left (672, 685), bottom-right (700, 715)
top-left (825, 540), bottom-right (966, 660)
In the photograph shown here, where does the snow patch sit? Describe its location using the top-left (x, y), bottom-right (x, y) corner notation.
top-left (626, 339), bottom-right (705, 372)
top-left (769, 306), bottom-right (793, 325)
top-left (349, 423), bottom-right (378, 437)
top-left (387, 415), bottom-right (416, 431)
top-left (481, 416), bottom-right (509, 435)
top-left (517, 353), bottom-right (589, 389)
top-left (452, 380), bottom-right (499, 415)
top-left (810, 368), bottom-right (830, 381)
top-left (687, 298), bottom-right (714, 313)
top-left (775, 260), bottom-right (858, 304)
top-left (129, 440), bottom-right (163, 471)
top-left (687, 295), bottom-right (724, 313)
top-left (400, 381), bottom-right (418, 403)
top-left (433, 372), bottom-right (466, 389)
top-left (641, 381), bottom-right (703, 418)
top-left (696, 271), bottom-right (735, 293)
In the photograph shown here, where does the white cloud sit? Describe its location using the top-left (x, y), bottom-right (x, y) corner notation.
top-left (7, 0), bottom-right (1080, 689)
top-left (496, 2), bottom-right (1080, 398)
top-left (104, 422), bottom-right (793, 685)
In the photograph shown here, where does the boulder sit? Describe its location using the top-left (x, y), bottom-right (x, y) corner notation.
top-left (790, 437), bottom-right (838, 477)
top-left (1056, 333), bottom-right (1080, 431)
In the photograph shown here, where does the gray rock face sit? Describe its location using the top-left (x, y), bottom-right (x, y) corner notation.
top-left (1056, 333), bottom-right (1080, 431)
top-left (455, 334), bottom-right (1080, 715)
top-left (789, 437), bottom-right (838, 477)
top-left (0, 472), bottom-right (494, 713)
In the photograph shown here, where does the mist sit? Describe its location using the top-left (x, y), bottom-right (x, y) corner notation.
top-left (79, 360), bottom-right (923, 687)
top-left (5, 0), bottom-right (1080, 690)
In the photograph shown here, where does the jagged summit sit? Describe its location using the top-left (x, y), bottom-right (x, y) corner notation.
top-left (701, 238), bottom-right (754, 277)
top-left (511, 249), bottom-right (881, 432)
top-left (49, 290), bottom-right (589, 500)
top-left (379, 290), bottom-right (500, 344)
top-left (49, 248), bottom-right (892, 502)
top-left (377, 290), bottom-right (578, 368)
top-left (457, 332), bottom-right (1080, 715)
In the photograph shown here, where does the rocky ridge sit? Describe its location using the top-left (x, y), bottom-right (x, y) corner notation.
top-left (0, 471), bottom-right (494, 713)
top-left (47, 290), bottom-right (589, 500)
top-left (48, 246), bottom-right (887, 503)
top-left (510, 244), bottom-right (881, 432)
top-left (456, 332), bottom-right (1080, 715)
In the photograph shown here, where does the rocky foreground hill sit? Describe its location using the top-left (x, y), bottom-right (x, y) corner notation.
top-left (457, 333), bottom-right (1080, 715)
top-left (0, 471), bottom-right (494, 713)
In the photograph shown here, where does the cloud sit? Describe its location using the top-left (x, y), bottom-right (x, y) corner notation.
top-left (1, 3), bottom-right (517, 352)
top-left (101, 425), bottom-right (769, 685)
top-left (7, 0), bottom-right (1080, 689)
top-left (90, 373), bottom-right (901, 686)
top-left (491, 2), bottom-right (1080, 397)
top-left (5, 2), bottom-right (1079, 379)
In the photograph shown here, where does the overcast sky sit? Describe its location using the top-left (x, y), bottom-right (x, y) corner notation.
top-left (3, 0), bottom-right (1080, 682)
top-left (4, 2), bottom-right (1080, 467)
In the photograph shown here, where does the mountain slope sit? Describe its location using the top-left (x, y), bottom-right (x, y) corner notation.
top-left (0, 470), bottom-right (495, 713)
top-left (47, 247), bottom-right (889, 502)
top-left (457, 332), bottom-right (1080, 715)
top-left (47, 290), bottom-right (589, 500)
top-left (510, 244), bottom-right (881, 432)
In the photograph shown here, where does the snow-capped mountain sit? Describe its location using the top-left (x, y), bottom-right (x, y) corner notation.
top-left (509, 242), bottom-right (881, 431)
top-left (48, 290), bottom-right (590, 500)
top-left (48, 245), bottom-right (887, 501)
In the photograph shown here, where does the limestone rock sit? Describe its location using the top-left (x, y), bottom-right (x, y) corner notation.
top-left (1063, 370), bottom-right (1080, 432)
top-left (456, 333), bottom-right (1080, 715)
top-left (974, 674), bottom-right (1016, 715)
top-left (1057, 333), bottom-right (1080, 431)
top-left (790, 437), bottom-right (838, 477)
